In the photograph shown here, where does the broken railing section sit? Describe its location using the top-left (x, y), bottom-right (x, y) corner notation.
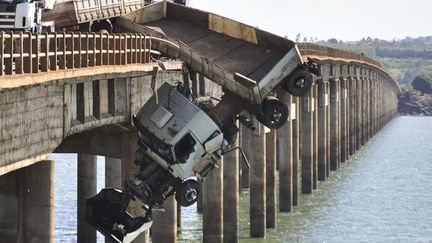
top-left (0, 32), bottom-right (152, 76)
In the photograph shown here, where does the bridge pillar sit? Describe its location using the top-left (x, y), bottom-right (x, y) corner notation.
top-left (17, 160), bottom-right (55, 243)
top-left (223, 127), bottom-right (239, 243)
top-left (329, 79), bottom-right (340, 171)
top-left (292, 97), bottom-right (300, 206)
top-left (301, 89), bottom-right (313, 194)
top-left (312, 84), bottom-right (319, 189)
top-left (340, 78), bottom-right (348, 163)
top-left (105, 157), bottom-right (121, 188)
top-left (203, 160), bottom-right (223, 242)
top-left (241, 126), bottom-right (251, 189)
top-left (356, 76), bottom-right (362, 151)
top-left (152, 196), bottom-right (177, 243)
top-left (349, 76), bottom-right (356, 156)
top-left (77, 154), bottom-right (97, 243)
top-left (325, 81), bottom-right (331, 176)
top-left (266, 130), bottom-right (276, 228)
top-left (317, 80), bottom-right (328, 180)
top-left (362, 77), bottom-right (368, 144)
top-left (121, 131), bottom-right (149, 243)
top-left (278, 93), bottom-right (293, 212)
top-left (250, 124), bottom-right (266, 238)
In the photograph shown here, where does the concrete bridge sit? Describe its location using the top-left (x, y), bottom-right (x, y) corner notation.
top-left (0, 2), bottom-right (400, 242)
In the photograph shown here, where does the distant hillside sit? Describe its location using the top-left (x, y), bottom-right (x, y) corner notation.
top-left (398, 75), bottom-right (432, 116)
top-left (298, 36), bottom-right (432, 86)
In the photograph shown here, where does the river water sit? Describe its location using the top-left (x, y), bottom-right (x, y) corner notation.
top-left (52, 116), bottom-right (432, 242)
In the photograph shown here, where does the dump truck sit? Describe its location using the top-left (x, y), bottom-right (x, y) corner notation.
top-left (85, 2), bottom-right (318, 242)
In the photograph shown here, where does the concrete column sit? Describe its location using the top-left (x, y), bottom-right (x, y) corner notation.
top-left (312, 84), bottom-right (318, 189)
top-left (152, 196), bottom-right (177, 243)
top-left (121, 131), bottom-right (149, 243)
top-left (278, 93), bottom-right (292, 212)
top-left (301, 90), bottom-right (313, 194)
top-left (349, 78), bottom-right (356, 156)
top-left (77, 154), bottom-right (97, 243)
top-left (362, 78), bottom-right (368, 144)
top-left (329, 79), bottom-right (339, 171)
top-left (317, 81), bottom-right (327, 180)
top-left (250, 124), bottom-right (266, 238)
top-left (340, 79), bottom-right (348, 162)
top-left (105, 157), bottom-right (121, 188)
top-left (292, 97), bottom-right (300, 206)
top-left (265, 130), bottom-right (276, 228)
top-left (17, 160), bottom-right (55, 243)
top-left (356, 77), bottom-right (362, 150)
top-left (325, 82), bottom-right (331, 176)
top-left (241, 125), bottom-right (251, 189)
top-left (223, 130), bottom-right (239, 243)
top-left (203, 161), bottom-right (223, 243)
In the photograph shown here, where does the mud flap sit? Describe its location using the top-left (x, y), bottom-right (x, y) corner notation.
top-left (85, 188), bottom-right (153, 243)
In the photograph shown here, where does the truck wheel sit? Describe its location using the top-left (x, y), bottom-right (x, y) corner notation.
top-left (282, 69), bottom-right (313, 97)
top-left (256, 96), bottom-right (288, 129)
top-left (175, 179), bottom-right (201, 207)
top-left (90, 19), bottom-right (113, 33)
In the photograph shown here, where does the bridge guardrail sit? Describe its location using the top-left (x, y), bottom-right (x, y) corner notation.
top-left (0, 32), bottom-right (152, 76)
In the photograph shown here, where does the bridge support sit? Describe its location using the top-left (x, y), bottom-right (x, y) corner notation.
top-left (349, 77), bottom-right (357, 156)
top-left (329, 79), bottom-right (340, 171)
top-left (241, 126), bottom-right (251, 189)
top-left (203, 160), bottom-right (223, 243)
top-left (301, 90), bottom-right (313, 194)
top-left (152, 196), bottom-right (177, 243)
top-left (0, 160), bottom-right (55, 243)
top-left (312, 84), bottom-right (319, 189)
top-left (121, 131), bottom-right (149, 243)
top-left (317, 80), bottom-right (328, 180)
top-left (266, 130), bottom-right (276, 228)
top-left (105, 157), bottom-right (121, 188)
top-left (340, 78), bottom-right (349, 162)
top-left (250, 124), bottom-right (266, 238)
top-left (77, 154), bottom-right (97, 243)
top-left (223, 129), bottom-right (239, 243)
top-left (278, 93), bottom-right (293, 212)
top-left (292, 97), bottom-right (300, 206)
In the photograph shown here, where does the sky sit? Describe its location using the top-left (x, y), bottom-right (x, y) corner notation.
top-left (188, 0), bottom-right (432, 41)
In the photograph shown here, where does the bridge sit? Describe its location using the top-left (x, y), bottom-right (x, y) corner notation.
top-left (0, 2), bottom-right (400, 242)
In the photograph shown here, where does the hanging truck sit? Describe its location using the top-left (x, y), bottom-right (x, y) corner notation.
top-left (84, 2), bottom-right (319, 242)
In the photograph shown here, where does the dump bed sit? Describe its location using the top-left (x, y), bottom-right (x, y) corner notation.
top-left (119, 1), bottom-right (304, 104)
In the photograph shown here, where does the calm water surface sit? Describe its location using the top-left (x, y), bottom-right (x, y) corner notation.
top-left (52, 116), bottom-right (432, 242)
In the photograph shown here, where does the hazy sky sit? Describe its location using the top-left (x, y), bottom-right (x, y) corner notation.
top-left (188, 0), bottom-right (432, 41)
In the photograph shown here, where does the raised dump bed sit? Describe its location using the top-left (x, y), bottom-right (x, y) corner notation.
top-left (118, 1), bottom-right (317, 105)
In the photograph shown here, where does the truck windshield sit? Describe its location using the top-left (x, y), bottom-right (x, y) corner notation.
top-left (137, 126), bottom-right (174, 164)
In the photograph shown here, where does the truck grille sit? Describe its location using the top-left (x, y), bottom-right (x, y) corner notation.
top-left (0, 5), bottom-right (16, 29)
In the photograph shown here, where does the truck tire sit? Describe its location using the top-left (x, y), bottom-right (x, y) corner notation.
top-left (256, 96), bottom-right (289, 129)
top-left (282, 69), bottom-right (313, 97)
top-left (175, 179), bottom-right (201, 207)
top-left (90, 19), bottom-right (113, 33)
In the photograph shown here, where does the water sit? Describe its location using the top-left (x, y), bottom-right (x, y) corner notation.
top-left (53, 116), bottom-right (432, 242)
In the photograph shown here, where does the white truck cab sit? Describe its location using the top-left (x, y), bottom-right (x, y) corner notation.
top-left (0, 0), bottom-right (53, 31)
